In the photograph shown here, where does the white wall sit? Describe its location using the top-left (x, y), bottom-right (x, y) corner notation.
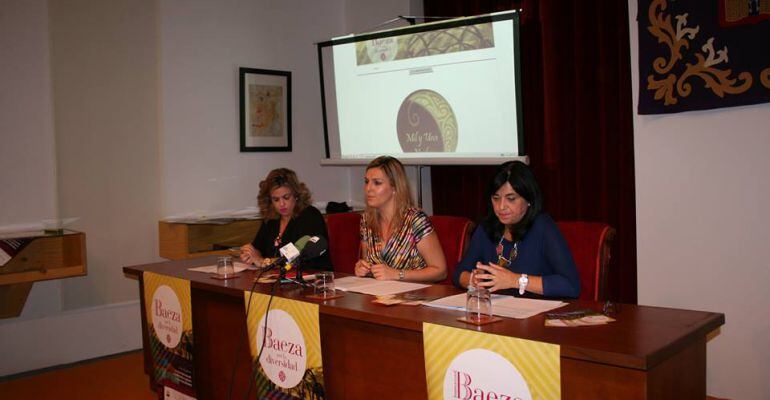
top-left (50, 0), bottom-right (161, 310)
top-left (0, 0), bottom-right (422, 377)
top-left (0, 0), bottom-right (58, 228)
top-left (160, 0), bottom-right (423, 217)
top-left (0, 0), bottom-right (157, 376)
top-left (0, 0), bottom-right (66, 339)
top-left (160, 0), bottom-right (345, 216)
top-left (629, 2), bottom-right (770, 399)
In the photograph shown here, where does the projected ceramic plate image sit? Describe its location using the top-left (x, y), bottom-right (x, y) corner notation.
top-left (397, 89), bottom-right (458, 152)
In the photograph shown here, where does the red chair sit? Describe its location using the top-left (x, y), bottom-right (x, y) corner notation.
top-left (429, 215), bottom-right (475, 284)
top-left (325, 212), bottom-right (361, 274)
top-left (555, 221), bottom-right (616, 301)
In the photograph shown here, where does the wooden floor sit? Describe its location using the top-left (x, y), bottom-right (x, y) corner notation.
top-left (0, 350), bottom-right (156, 400)
top-left (0, 349), bottom-right (730, 400)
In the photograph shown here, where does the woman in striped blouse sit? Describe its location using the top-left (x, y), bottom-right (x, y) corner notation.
top-left (354, 156), bottom-right (447, 282)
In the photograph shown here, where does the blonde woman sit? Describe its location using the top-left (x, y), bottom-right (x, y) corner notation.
top-left (354, 156), bottom-right (446, 282)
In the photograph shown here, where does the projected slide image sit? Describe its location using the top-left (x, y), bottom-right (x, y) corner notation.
top-left (325, 12), bottom-right (521, 160)
top-left (397, 89), bottom-right (457, 152)
top-left (356, 22), bottom-right (494, 66)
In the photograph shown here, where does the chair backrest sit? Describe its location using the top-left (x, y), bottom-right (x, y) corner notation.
top-left (429, 215), bottom-right (475, 284)
top-left (555, 221), bottom-right (616, 301)
top-left (325, 212), bottom-right (361, 274)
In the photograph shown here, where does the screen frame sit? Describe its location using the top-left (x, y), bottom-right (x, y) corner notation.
top-left (316, 10), bottom-right (525, 165)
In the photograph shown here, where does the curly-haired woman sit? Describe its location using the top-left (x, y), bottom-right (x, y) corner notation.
top-left (240, 168), bottom-right (331, 270)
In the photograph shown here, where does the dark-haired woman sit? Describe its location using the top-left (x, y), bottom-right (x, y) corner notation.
top-left (240, 168), bottom-right (332, 270)
top-left (452, 161), bottom-right (580, 298)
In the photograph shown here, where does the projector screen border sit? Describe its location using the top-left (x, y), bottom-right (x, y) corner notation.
top-left (319, 156), bottom-right (529, 167)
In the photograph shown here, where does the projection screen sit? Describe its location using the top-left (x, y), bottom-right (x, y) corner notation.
top-left (317, 10), bottom-right (525, 165)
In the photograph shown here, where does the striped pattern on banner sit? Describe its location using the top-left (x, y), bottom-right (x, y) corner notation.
top-left (423, 322), bottom-right (560, 400)
top-left (244, 292), bottom-right (323, 399)
top-left (143, 272), bottom-right (196, 396)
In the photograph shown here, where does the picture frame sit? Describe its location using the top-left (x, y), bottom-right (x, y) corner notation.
top-left (239, 67), bottom-right (292, 152)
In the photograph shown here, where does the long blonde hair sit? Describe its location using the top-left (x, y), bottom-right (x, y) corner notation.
top-left (363, 156), bottom-right (415, 238)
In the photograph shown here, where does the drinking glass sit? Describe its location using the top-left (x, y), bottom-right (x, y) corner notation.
top-left (466, 286), bottom-right (493, 323)
top-left (314, 271), bottom-right (335, 298)
top-left (603, 300), bottom-right (619, 316)
top-left (217, 256), bottom-right (235, 278)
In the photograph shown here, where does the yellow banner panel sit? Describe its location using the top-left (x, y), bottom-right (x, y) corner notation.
top-left (142, 272), bottom-right (196, 397)
top-left (244, 292), bottom-right (323, 399)
top-left (423, 322), bottom-right (560, 400)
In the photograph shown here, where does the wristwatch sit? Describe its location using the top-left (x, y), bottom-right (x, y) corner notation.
top-left (518, 274), bottom-right (529, 295)
top-left (398, 269), bottom-right (405, 281)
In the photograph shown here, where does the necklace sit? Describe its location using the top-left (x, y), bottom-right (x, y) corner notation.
top-left (496, 236), bottom-right (518, 268)
top-left (377, 216), bottom-right (393, 243)
top-left (274, 218), bottom-right (291, 248)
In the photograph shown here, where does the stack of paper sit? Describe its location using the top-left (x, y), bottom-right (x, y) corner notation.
top-left (164, 207), bottom-right (261, 223)
top-left (188, 262), bottom-right (253, 274)
top-left (424, 293), bottom-right (566, 319)
top-left (544, 309), bottom-right (615, 327)
top-left (334, 276), bottom-right (430, 296)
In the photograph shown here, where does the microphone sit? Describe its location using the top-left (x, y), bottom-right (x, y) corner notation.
top-left (296, 235), bottom-right (328, 261)
top-left (263, 236), bottom-right (309, 272)
top-left (264, 235), bottom-right (327, 275)
top-left (292, 235), bottom-right (328, 284)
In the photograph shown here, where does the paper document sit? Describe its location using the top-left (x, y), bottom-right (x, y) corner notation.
top-left (334, 276), bottom-right (430, 296)
top-left (544, 309), bottom-right (615, 327)
top-left (164, 207), bottom-right (260, 223)
top-left (0, 250), bottom-right (10, 267)
top-left (424, 293), bottom-right (567, 319)
top-left (188, 262), bottom-right (252, 274)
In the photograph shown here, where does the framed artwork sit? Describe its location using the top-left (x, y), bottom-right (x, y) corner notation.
top-left (239, 67), bottom-right (291, 151)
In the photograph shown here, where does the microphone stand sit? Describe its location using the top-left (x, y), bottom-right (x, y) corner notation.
top-left (295, 257), bottom-right (306, 285)
top-left (278, 261), bottom-right (288, 281)
top-left (279, 256), bottom-right (313, 289)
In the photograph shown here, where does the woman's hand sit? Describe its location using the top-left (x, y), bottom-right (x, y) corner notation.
top-left (240, 244), bottom-right (263, 266)
top-left (354, 259), bottom-right (372, 277)
top-left (473, 262), bottom-right (517, 292)
top-left (370, 263), bottom-right (398, 280)
top-left (469, 267), bottom-right (484, 288)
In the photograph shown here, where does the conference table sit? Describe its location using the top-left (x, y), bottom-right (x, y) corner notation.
top-left (124, 256), bottom-right (724, 399)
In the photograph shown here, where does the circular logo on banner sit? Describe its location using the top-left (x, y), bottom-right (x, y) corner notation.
top-left (150, 285), bottom-right (183, 349)
top-left (443, 348), bottom-right (532, 400)
top-left (255, 309), bottom-right (307, 389)
top-left (396, 89), bottom-right (458, 153)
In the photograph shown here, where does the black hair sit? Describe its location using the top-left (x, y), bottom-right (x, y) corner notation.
top-left (481, 161), bottom-right (543, 243)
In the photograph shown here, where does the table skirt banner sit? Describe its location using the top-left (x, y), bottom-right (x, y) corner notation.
top-left (423, 323), bottom-right (560, 400)
top-left (244, 292), bottom-right (324, 399)
top-left (142, 272), bottom-right (197, 399)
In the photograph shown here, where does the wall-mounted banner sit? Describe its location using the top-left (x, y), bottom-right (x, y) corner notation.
top-left (244, 293), bottom-right (324, 399)
top-left (423, 323), bottom-right (560, 400)
top-left (142, 272), bottom-right (197, 399)
top-left (638, 0), bottom-right (770, 114)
